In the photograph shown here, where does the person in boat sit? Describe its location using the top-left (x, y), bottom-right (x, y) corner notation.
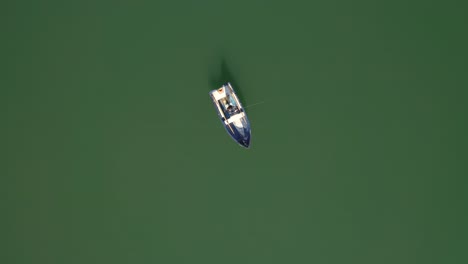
top-left (222, 97), bottom-right (238, 115)
top-left (227, 105), bottom-right (235, 114)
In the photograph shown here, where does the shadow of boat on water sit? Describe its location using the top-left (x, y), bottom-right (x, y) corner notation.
top-left (209, 59), bottom-right (248, 105)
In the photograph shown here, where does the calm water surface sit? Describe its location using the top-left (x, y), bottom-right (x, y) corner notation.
top-left (5, 1), bottom-right (468, 263)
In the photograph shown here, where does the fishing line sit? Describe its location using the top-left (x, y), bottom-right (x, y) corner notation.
top-left (244, 101), bottom-right (265, 108)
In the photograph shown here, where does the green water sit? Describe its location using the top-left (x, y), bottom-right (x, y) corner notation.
top-left (4, 1), bottom-right (468, 263)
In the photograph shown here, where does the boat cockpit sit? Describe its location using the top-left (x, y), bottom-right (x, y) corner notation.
top-left (219, 97), bottom-right (240, 118)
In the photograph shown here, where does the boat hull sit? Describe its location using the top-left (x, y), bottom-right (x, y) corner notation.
top-left (209, 83), bottom-right (251, 148)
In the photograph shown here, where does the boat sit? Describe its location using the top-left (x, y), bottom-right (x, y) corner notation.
top-left (209, 83), bottom-right (251, 148)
